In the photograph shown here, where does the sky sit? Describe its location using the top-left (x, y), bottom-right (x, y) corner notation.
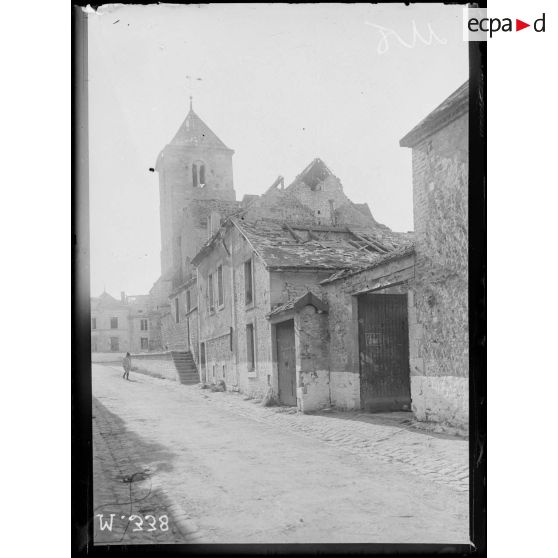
top-left (87, 3), bottom-right (468, 297)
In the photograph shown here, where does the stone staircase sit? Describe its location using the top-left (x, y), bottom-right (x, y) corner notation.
top-left (171, 351), bottom-right (200, 385)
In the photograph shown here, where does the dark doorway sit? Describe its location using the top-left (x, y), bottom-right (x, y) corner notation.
top-left (358, 293), bottom-right (411, 412)
top-left (200, 342), bottom-right (206, 382)
top-left (276, 320), bottom-right (296, 406)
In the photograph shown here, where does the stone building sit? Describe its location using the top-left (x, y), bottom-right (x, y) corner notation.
top-left (90, 291), bottom-right (156, 354)
top-left (317, 81), bottom-right (469, 430)
top-left (91, 291), bottom-right (131, 353)
top-left (191, 209), bottom-right (408, 406)
top-left (135, 83), bottom-right (468, 430)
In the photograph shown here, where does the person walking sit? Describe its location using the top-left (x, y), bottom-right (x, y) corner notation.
top-left (122, 352), bottom-right (132, 380)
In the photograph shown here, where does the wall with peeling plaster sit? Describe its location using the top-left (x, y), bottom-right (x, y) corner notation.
top-left (295, 305), bottom-right (331, 412)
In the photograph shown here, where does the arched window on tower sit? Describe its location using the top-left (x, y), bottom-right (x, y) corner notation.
top-left (192, 164), bottom-right (198, 188)
top-left (199, 164), bottom-right (206, 186)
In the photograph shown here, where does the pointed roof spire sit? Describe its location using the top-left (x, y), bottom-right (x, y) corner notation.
top-left (168, 102), bottom-right (232, 151)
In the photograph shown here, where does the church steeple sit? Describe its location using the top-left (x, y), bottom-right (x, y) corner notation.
top-left (168, 101), bottom-right (233, 152)
top-left (155, 102), bottom-right (236, 276)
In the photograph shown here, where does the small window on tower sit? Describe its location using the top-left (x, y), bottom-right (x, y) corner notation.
top-left (192, 164), bottom-right (199, 188)
top-left (200, 165), bottom-right (206, 186)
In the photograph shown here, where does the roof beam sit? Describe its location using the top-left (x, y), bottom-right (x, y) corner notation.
top-left (347, 228), bottom-right (389, 254)
top-left (283, 222), bottom-right (304, 243)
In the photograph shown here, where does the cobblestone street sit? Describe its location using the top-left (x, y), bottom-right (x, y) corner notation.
top-left (92, 364), bottom-right (470, 544)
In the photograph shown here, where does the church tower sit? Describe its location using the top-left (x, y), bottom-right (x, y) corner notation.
top-left (155, 98), bottom-right (236, 277)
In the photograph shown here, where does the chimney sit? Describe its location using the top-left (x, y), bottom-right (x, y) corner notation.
top-left (121, 291), bottom-right (126, 303)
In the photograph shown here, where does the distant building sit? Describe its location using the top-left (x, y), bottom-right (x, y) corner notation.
top-left (90, 291), bottom-right (131, 353)
top-left (90, 291), bottom-right (157, 353)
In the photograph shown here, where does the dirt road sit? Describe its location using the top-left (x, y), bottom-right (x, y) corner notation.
top-left (92, 364), bottom-right (469, 544)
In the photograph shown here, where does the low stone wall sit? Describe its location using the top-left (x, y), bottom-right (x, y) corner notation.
top-left (91, 352), bottom-right (125, 364)
top-left (411, 375), bottom-right (468, 432)
top-left (129, 352), bottom-right (179, 382)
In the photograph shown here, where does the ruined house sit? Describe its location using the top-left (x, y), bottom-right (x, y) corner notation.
top-left (134, 83), bottom-right (468, 430)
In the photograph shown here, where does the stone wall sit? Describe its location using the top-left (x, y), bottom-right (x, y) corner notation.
top-left (129, 352), bottom-right (179, 382)
top-left (242, 187), bottom-right (316, 224)
top-left (196, 235), bottom-right (236, 386)
top-left (157, 142), bottom-right (236, 275)
top-left (91, 352), bottom-right (125, 364)
top-left (287, 174), bottom-right (352, 226)
top-left (269, 270), bottom-right (330, 307)
top-left (322, 255), bottom-right (415, 410)
top-left (231, 227), bottom-right (273, 398)
top-left (295, 305), bottom-right (331, 412)
top-left (409, 113), bottom-right (468, 430)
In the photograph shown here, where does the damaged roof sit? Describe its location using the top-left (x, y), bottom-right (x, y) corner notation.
top-left (320, 243), bottom-right (415, 284)
top-left (233, 218), bottom-right (410, 270)
top-left (286, 158), bottom-right (333, 190)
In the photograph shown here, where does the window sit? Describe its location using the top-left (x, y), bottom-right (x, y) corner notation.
top-left (91, 318), bottom-right (96, 330)
top-left (186, 289), bottom-right (191, 313)
top-left (175, 297), bottom-right (180, 323)
top-left (208, 274), bottom-right (215, 313)
top-left (246, 323), bottom-right (255, 371)
top-left (141, 337), bottom-right (148, 350)
top-left (192, 162), bottom-right (206, 188)
top-left (217, 265), bottom-right (224, 307)
top-left (244, 259), bottom-right (253, 305)
top-left (140, 319), bottom-right (148, 331)
top-left (110, 337), bottom-right (119, 351)
top-left (110, 317), bottom-right (118, 329)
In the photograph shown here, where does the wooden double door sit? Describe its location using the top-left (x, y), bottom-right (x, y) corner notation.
top-left (358, 293), bottom-right (411, 412)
